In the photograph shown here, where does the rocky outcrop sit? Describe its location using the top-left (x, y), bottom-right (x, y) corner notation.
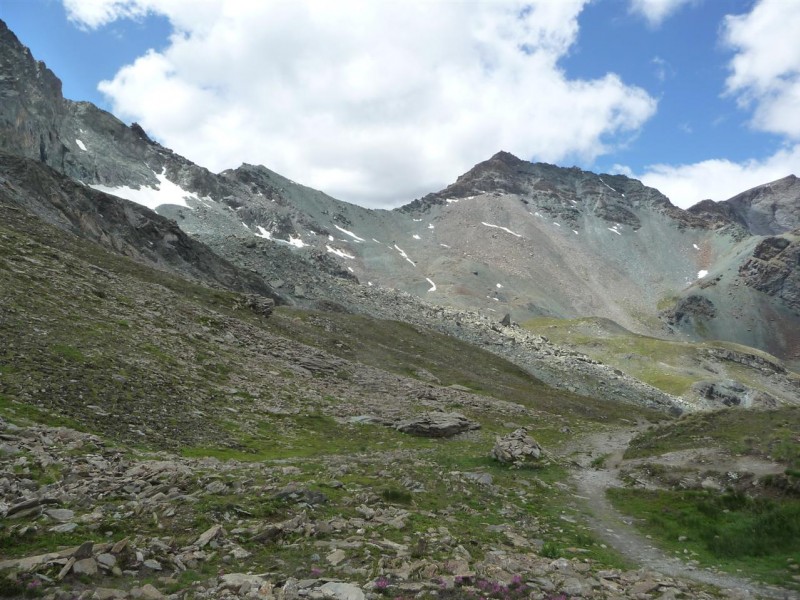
top-left (738, 233), bottom-right (800, 313)
top-left (691, 379), bottom-right (778, 408)
top-left (661, 294), bottom-right (717, 328)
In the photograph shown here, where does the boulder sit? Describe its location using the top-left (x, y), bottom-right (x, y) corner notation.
top-left (492, 429), bottom-right (543, 466)
top-left (72, 557), bottom-right (98, 577)
top-left (394, 412), bottom-right (480, 438)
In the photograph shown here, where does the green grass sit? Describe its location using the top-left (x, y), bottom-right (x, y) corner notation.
top-left (609, 488), bottom-right (800, 588)
top-left (625, 406), bottom-right (800, 467)
top-left (181, 413), bottom-right (439, 462)
top-left (522, 316), bottom-right (799, 398)
top-left (0, 395), bottom-right (86, 431)
top-left (523, 316), bottom-right (703, 395)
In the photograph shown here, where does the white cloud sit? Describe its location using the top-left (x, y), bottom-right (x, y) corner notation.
top-left (628, 0), bottom-right (695, 27)
top-left (624, 1), bottom-right (800, 210)
top-left (63, 0), bottom-right (148, 29)
top-left (637, 144), bottom-right (800, 208)
top-left (64, 0), bottom-right (656, 208)
top-left (723, 0), bottom-right (800, 139)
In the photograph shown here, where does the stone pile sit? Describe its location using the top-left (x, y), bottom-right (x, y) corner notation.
top-left (491, 428), bottom-right (544, 467)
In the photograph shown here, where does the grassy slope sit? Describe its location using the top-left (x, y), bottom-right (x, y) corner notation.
top-left (523, 316), bottom-right (798, 398)
top-left (1, 201), bottom-right (668, 577)
top-left (625, 406), bottom-right (800, 466)
top-left (611, 407), bottom-right (800, 589)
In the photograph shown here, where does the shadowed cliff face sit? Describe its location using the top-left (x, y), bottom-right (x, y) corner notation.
top-left (0, 152), bottom-right (281, 300)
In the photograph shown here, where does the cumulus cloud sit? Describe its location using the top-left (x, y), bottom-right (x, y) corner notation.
top-left (629, 1), bottom-right (800, 210)
top-left (628, 0), bottom-right (696, 27)
top-left (63, 0), bottom-right (656, 207)
top-left (637, 144), bottom-right (800, 208)
top-left (723, 0), bottom-right (800, 138)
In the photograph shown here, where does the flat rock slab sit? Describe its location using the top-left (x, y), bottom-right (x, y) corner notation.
top-left (319, 582), bottom-right (365, 600)
top-left (46, 508), bottom-right (75, 522)
top-left (394, 412), bottom-right (480, 438)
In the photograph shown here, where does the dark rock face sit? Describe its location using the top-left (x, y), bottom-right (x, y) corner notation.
top-left (661, 295), bottom-right (717, 328)
top-left (738, 233), bottom-right (800, 314)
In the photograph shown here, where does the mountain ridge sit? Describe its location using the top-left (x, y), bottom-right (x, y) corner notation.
top-left (2, 15), bottom-right (800, 367)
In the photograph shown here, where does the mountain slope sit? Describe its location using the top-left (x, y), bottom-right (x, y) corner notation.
top-left (1, 17), bottom-right (799, 382)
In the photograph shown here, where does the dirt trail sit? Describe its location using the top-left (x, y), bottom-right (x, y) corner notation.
top-left (560, 425), bottom-right (797, 600)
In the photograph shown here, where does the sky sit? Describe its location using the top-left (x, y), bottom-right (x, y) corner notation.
top-left (2, 0), bottom-right (799, 209)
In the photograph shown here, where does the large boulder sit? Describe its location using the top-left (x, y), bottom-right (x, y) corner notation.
top-left (394, 412), bottom-right (480, 438)
top-left (492, 428), bottom-right (543, 466)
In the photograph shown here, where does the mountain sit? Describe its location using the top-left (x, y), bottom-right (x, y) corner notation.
top-left (2, 18), bottom-right (800, 600)
top-left (2, 17), bottom-right (799, 372)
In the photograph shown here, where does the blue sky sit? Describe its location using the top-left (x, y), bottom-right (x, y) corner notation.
top-left (2, 0), bottom-right (798, 208)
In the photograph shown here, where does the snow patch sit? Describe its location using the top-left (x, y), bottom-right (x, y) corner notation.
top-left (534, 212), bottom-right (543, 218)
top-left (412, 218), bottom-right (422, 222)
top-left (496, 283), bottom-right (503, 289)
top-left (426, 278), bottom-right (436, 292)
top-left (393, 245), bottom-right (416, 267)
top-left (75, 139), bottom-right (87, 152)
top-left (372, 238), bottom-right (382, 244)
top-left (697, 270), bottom-right (708, 279)
top-left (599, 177), bottom-right (620, 195)
top-left (242, 222), bottom-right (250, 229)
top-left (428, 224), bottom-right (434, 229)
top-left (607, 226), bottom-right (622, 236)
top-left (439, 243), bottom-right (450, 248)
top-left (255, 227), bottom-right (306, 248)
top-left (412, 234), bottom-right (421, 240)
top-left (573, 230), bottom-right (579, 235)
top-left (326, 245), bottom-right (354, 259)
top-left (693, 244), bottom-right (700, 250)
top-left (334, 225), bottom-right (365, 242)
top-left (446, 197), bottom-right (460, 204)
top-left (347, 266), bottom-right (354, 273)
top-left (481, 222), bottom-right (522, 238)
top-left (90, 169), bottom-right (197, 211)
top-left (553, 222), bottom-right (561, 227)
top-left (328, 235), bottom-right (335, 241)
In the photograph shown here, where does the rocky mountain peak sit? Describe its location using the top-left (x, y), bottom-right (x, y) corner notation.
top-left (713, 174), bottom-right (800, 235)
top-left (400, 150), bottom-right (708, 230)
